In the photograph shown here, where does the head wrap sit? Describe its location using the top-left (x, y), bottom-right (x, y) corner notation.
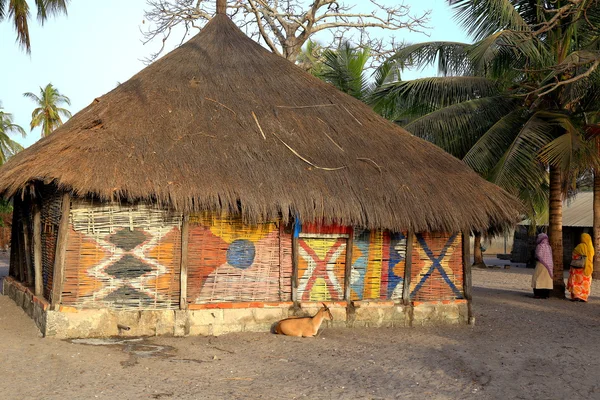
top-left (574, 233), bottom-right (595, 276)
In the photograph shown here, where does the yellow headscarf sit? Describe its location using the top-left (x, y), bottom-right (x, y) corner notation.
top-left (573, 233), bottom-right (595, 276)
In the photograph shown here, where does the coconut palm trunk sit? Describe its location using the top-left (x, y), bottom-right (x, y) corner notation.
top-left (594, 164), bottom-right (600, 280)
top-left (549, 166), bottom-right (565, 298)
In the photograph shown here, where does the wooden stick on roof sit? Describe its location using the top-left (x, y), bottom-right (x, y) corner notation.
top-left (216, 0), bottom-right (226, 15)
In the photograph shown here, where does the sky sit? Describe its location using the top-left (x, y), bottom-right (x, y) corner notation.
top-left (0, 0), bottom-right (470, 149)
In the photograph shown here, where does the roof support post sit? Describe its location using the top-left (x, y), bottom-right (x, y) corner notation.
top-left (291, 216), bottom-right (300, 309)
top-left (180, 213), bottom-right (189, 310)
top-left (51, 192), bottom-right (71, 309)
top-left (343, 228), bottom-right (354, 301)
top-left (9, 196), bottom-right (23, 281)
top-left (291, 234), bottom-right (299, 307)
top-left (462, 230), bottom-right (474, 324)
top-left (278, 222), bottom-right (284, 300)
top-left (402, 231), bottom-right (415, 306)
top-left (8, 200), bottom-right (18, 279)
top-left (33, 202), bottom-right (43, 297)
top-left (22, 202), bottom-right (33, 287)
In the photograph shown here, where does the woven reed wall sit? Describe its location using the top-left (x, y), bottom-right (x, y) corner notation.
top-left (410, 232), bottom-right (464, 302)
top-left (350, 230), bottom-right (407, 301)
top-left (187, 213), bottom-right (292, 304)
top-left (62, 200), bottom-right (182, 310)
top-left (40, 188), bottom-right (62, 301)
top-left (297, 235), bottom-right (347, 301)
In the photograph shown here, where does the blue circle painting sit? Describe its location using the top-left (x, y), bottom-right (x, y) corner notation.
top-left (226, 239), bottom-right (256, 269)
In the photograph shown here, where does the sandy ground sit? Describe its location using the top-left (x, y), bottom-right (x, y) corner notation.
top-left (1, 262), bottom-right (599, 400)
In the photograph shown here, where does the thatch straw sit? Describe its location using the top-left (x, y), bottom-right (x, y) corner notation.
top-left (0, 15), bottom-right (521, 232)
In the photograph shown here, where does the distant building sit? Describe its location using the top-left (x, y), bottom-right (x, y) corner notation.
top-left (511, 192), bottom-right (593, 267)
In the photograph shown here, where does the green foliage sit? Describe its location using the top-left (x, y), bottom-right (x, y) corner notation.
top-left (374, 0), bottom-right (600, 217)
top-left (0, 0), bottom-right (69, 52)
top-left (297, 40), bottom-right (326, 76)
top-left (0, 103), bottom-right (25, 165)
top-left (24, 83), bottom-right (72, 137)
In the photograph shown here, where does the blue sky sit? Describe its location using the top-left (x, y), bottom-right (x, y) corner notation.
top-left (0, 0), bottom-right (469, 148)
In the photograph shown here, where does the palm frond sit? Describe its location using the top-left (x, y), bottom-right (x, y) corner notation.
top-left (490, 113), bottom-right (559, 193)
top-left (404, 96), bottom-right (519, 158)
top-left (23, 91), bottom-right (40, 102)
top-left (468, 30), bottom-right (548, 77)
top-left (462, 108), bottom-right (528, 174)
top-left (34, 0), bottom-right (68, 23)
top-left (449, 0), bottom-right (530, 41)
top-left (9, 0), bottom-right (31, 52)
top-left (319, 43), bottom-right (370, 100)
top-left (390, 41), bottom-right (473, 76)
top-left (58, 107), bottom-right (72, 119)
top-left (372, 76), bottom-right (500, 111)
top-left (536, 112), bottom-right (590, 173)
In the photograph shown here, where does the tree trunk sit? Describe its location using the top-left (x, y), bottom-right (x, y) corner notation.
top-left (593, 166), bottom-right (600, 280)
top-left (549, 166), bottom-right (565, 298)
top-left (472, 231), bottom-right (486, 268)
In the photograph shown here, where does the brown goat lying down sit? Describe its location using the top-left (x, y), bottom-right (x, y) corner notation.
top-left (274, 303), bottom-right (333, 337)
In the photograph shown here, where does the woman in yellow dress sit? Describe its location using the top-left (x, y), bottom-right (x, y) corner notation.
top-left (567, 233), bottom-right (594, 302)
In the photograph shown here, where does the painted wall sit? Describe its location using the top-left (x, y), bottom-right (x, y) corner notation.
top-left (410, 232), bottom-right (464, 302)
top-left (186, 213), bottom-right (293, 304)
top-left (57, 200), bottom-right (463, 310)
top-left (62, 200), bottom-right (182, 309)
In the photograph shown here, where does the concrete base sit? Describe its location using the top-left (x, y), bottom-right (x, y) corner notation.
top-left (3, 277), bottom-right (469, 338)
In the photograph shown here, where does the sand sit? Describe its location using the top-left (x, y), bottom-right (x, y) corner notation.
top-left (0, 264), bottom-right (598, 400)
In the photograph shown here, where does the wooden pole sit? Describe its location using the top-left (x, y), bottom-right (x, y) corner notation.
top-left (549, 165), bottom-right (565, 298)
top-left (278, 222), bottom-right (284, 300)
top-left (51, 192), bottom-right (71, 308)
top-left (344, 229), bottom-right (354, 301)
top-left (8, 200), bottom-right (19, 279)
top-left (291, 234), bottom-right (299, 305)
top-left (179, 214), bottom-right (189, 310)
top-left (11, 195), bottom-right (25, 282)
top-left (593, 160), bottom-right (600, 279)
top-left (402, 231), bottom-right (415, 305)
top-left (33, 203), bottom-right (43, 297)
top-left (462, 231), bottom-right (473, 324)
top-left (16, 210), bottom-right (26, 283)
top-left (22, 209), bottom-right (34, 287)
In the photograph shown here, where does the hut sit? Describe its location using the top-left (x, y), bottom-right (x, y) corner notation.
top-left (0, 1), bottom-right (520, 338)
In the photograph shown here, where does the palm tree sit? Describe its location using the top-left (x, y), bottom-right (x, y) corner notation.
top-left (24, 83), bottom-right (72, 137)
top-left (373, 0), bottom-right (600, 297)
top-left (0, 0), bottom-right (68, 53)
top-left (0, 104), bottom-right (25, 164)
top-left (309, 42), bottom-right (401, 105)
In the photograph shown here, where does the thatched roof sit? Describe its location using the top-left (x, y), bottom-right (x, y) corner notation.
top-left (0, 14), bottom-right (521, 232)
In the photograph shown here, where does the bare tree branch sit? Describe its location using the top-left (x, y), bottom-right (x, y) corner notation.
top-left (142, 0), bottom-right (430, 63)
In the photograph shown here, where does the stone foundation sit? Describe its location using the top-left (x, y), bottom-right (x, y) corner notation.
top-left (2, 277), bottom-right (469, 338)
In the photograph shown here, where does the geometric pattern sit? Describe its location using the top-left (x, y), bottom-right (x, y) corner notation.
top-left (62, 201), bottom-right (182, 310)
top-left (410, 233), bottom-right (464, 301)
top-left (387, 232), bottom-right (407, 300)
top-left (83, 227), bottom-right (174, 306)
top-left (350, 230), bottom-right (406, 301)
top-left (297, 237), bottom-right (347, 301)
top-left (187, 213), bottom-right (289, 304)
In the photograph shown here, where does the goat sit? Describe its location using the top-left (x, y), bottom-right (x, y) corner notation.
top-left (274, 303), bottom-right (333, 337)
